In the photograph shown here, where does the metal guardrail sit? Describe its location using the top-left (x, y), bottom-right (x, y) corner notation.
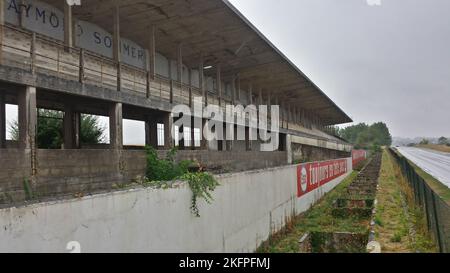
top-left (389, 148), bottom-right (450, 253)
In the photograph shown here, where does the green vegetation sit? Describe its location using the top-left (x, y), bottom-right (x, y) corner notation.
top-left (23, 178), bottom-right (35, 201)
top-left (417, 144), bottom-right (450, 154)
top-left (337, 122), bottom-right (392, 151)
top-left (257, 171), bottom-right (370, 253)
top-left (145, 146), bottom-right (192, 182)
top-left (374, 149), bottom-right (436, 252)
top-left (9, 109), bottom-right (105, 149)
top-left (438, 137), bottom-right (448, 145)
top-left (407, 159), bottom-right (450, 204)
top-left (144, 146), bottom-right (219, 217)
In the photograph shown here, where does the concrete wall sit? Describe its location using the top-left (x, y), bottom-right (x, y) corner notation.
top-left (291, 143), bottom-right (351, 163)
top-left (0, 148), bottom-right (287, 205)
top-left (0, 149), bottom-right (30, 203)
top-left (0, 157), bottom-right (352, 253)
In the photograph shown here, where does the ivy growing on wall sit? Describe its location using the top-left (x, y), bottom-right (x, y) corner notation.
top-left (144, 146), bottom-right (219, 217)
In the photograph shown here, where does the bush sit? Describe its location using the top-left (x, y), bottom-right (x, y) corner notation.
top-left (145, 146), bottom-right (191, 181)
top-left (144, 146), bottom-right (219, 217)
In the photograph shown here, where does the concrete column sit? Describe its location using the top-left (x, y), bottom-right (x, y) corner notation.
top-left (248, 84), bottom-right (253, 105)
top-left (236, 75), bottom-right (241, 102)
top-left (63, 105), bottom-right (80, 149)
top-left (109, 102), bottom-right (123, 149)
top-left (145, 116), bottom-right (158, 148)
top-left (231, 76), bottom-right (236, 105)
top-left (18, 86), bottom-right (37, 150)
top-left (64, 2), bottom-right (73, 48)
top-left (148, 25), bottom-right (156, 79)
top-left (113, 4), bottom-right (121, 91)
top-left (216, 64), bottom-right (222, 107)
top-left (0, 0), bottom-right (5, 65)
top-left (0, 94), bottom-right (5, 148)
top-left (163, 113), bottom-right (174, 149)
top-left (201, 118), bottom-right (208, 150)
top-left (286, 134), bottom-right (292, 164)
top-left (245, 126), bottom-right (251, 151)
top-left (199, 55), bottom-right (205, 105)
top-left (177, 43), bottom-right (183, 84)
top-left (191, 116), bottom-right (195, 150)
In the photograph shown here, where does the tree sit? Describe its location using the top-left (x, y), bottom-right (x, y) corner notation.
top-left (338, 122), bottom-right (392, 149)
top-left (8, 109), bottom-right (105, 149)
top-left (438, 137), bottom-right (448, 145)
top-left (419, 138), bottom-right (429, 145)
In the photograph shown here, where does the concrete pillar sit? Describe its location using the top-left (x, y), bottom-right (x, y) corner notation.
top-left (177, 43), bottom-right (183, 84)
top-left (286, 134), bottom-right (292, 164)
top-left (191, 116), bottom-right (195, 150)
top-left (236, 75), bottom-right (241, 102)
top-left (216, 64), bottom-right (222, 107)
top-left (64, 2), bottom-right (73, 48)
top-left (63, 105), bottom-right (80, 149)
top-left (145, 116), bottom-right (157, 148)
top-left (231, 76), bottom-right (236, 105)
top-left (162, 112), bottom-right (173, 149)
top-left (18, 86), bottom-right (37, 150)
top-left (201, 118), bottom-right (208, 150)
top-left (245, 127), bottom-right (251, 151)
top-left (109, 102), bottom-right (123, 149)
top-left (0, 94), bottom-right (5, 148)
top-left (113, 4), bottom-right (121, 91)
top-left (199, 55), bottom-right (205, 105)
top-left (0, 0), bottom-right (5, 65)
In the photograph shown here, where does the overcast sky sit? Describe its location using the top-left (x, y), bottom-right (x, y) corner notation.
top-left (229, 0), bottom-right (450, 138)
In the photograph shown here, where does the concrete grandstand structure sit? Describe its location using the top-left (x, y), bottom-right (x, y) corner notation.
top-left (0, 0), bottom-right (353, 204)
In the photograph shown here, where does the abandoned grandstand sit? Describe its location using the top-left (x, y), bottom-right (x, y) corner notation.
top-left (0, 0), bottom-right (353, 204)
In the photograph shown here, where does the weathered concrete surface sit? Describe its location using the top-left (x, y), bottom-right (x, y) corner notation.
top-left (0, 149), bottom-right (287, 205)
top-left (0, 158), bottom-right (352, 253)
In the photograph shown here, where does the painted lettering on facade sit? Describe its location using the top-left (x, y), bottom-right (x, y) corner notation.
top-left (4, 0), bottom-right (147, 69)
top-left (297, 159), bottom-right (348, 197)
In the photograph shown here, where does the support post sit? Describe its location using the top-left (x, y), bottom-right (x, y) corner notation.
top-left (145, 116), bottom-right (158, 148)
top-left (0, 0), bottom-right (5, 65)
top-left (177, 43), bottom-right (183, 86)
top-left (64, 2), bottom-right (73, 48)
top-left (191, 116), bottom-right (196, 150)
top-left (63, 105), bottom-right (80, 149)
top-left (188, 69), bottom-right (192, 108)
top-left (109, 103), bottom-right (123, 149)
top-left (216, 64), bottom-right (222, 107)
top-left (30, 32), bottom-right (36, 75)
top-left (163, 112), bottom-right (174, 149)
top-left (146, 26), bottom-right (156, 98)
top-left (0, 93), bottom-right (5, 148)
top-left (199, 55), bottom-right (205, 105)
top-left (79, 49), bottom-right (85, 83)
top-left (231, 75), bottom-right (236, 105)
top-left (248, 83), bottom-right (253, 104)
top-left (113, 4), bottom-right (121, 91)
top-left (236, 74), bottom-right (241, 103)
top-left (18, 86), bottom-right (37, 151)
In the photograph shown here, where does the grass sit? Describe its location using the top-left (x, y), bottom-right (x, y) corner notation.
top-left (409, 161), bottom-right (450, 204)
top-left (416, 144), bottom-right (450, 153)
top-left (374, 149), bottom-right (436, 253)
top-left (257, 171), bottom-right (370, 253)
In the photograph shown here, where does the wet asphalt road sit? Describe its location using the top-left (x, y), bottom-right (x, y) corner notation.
top-left (396, 147), bottom-right (450, 189)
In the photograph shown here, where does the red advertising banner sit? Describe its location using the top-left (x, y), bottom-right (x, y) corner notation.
top-left (352, 150), bottom-right (367, 168)
top-left (297, 159), bottom-right (348, 198)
